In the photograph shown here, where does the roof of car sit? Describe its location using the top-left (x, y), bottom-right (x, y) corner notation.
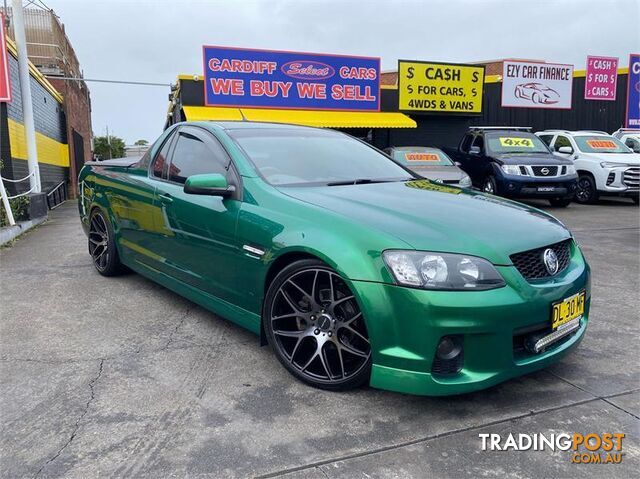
top-left (537, 130), bottom-right (610, 136)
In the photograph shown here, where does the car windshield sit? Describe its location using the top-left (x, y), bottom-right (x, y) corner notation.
top-left (574, 135), bottom-right (632, 154)
top-left (486, 133), bottom-right (550, 154)
top-left (229, 128), bottom-right (414, 186)
top-left (390, 147), bottom-right (454, 166)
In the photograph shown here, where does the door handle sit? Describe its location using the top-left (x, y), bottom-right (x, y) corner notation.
top-left (159, 194), bottom-right (173, 204)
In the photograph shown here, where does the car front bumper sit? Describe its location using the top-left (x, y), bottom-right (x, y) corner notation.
top-left (351, 242), bottom-right (590, 396)
top-left (496, 175), bottom-right (578, 199)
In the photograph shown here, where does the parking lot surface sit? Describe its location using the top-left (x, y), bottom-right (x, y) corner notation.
top-left (1, 200), bottom-right (638, 478)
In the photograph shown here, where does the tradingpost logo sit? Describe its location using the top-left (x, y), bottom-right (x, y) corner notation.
top-left (479, 433), bottom-right (625, 464)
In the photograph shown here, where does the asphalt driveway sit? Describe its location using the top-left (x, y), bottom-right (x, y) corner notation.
top-left (1, 199), bottom-right (638, 478)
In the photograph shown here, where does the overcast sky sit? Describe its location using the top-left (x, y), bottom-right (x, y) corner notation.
top-left (42, 0), bottom-right (640, 144)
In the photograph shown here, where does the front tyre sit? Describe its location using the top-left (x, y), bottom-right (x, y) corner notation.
top-left (575, 174), bottom-right (598, 204)
top-left (482, 175), bottom-right (498, 195)
top-left (88, 209), bottom-right (125, 276)
top-left (549, 198), bottom-right (572, 207)
top-left (264, 259), bottom-right (372, 391)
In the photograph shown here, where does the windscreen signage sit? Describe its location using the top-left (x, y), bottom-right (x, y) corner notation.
top-left (584, 55), bottom-right (618, 101)
top-left (501, 60), bottom-right (573, 109)
top-left (626, 53), bottom-right (640, 128)
top-left (202, 46), bottom-right (380, 111)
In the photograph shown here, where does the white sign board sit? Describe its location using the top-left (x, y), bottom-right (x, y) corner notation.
top-left (501, 61), bottom-right (573, 109)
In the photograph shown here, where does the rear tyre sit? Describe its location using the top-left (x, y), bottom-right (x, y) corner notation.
top-left (88, 209), bottom-right (125, 276)
top-left (549, 198), bottom-right (572, 207)
top-left (482, 176), bottom-right (498, 195)
top-left (575, 174), bottom-right (598, 204)
top-left (264, 259), bottom-right (372, 391)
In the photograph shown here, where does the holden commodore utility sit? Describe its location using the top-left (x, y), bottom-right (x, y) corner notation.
top-left (78, 121), bottom-right (590, 396)
top-left (444, 127), bottom-right (578, 207)
top-left (383, 146), bottom-right (472, 187)
top-left (537, 130), bottom-right (639, 204)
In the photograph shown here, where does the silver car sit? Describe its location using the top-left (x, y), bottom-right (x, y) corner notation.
top-left (384, 146), bottom-right (472, 187)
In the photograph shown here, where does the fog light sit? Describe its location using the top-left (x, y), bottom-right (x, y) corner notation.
top-left (507, 182), bottom-right (516, 190)
top-left (436, 335), bottom-right (462, 360)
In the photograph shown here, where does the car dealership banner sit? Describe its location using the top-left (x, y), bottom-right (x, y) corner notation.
top-left (626, 53), bottom-right (640, 128)
top-left (584, 56), bottom-right (618, 101)
top-left (398, 60), bottom-right (484, 114)
top-left (501, 60), bottom-right (573, 109)
top-left (202, 46), bottom-right (380, 111)
top-left (0, 12), bottom-right (12, 103)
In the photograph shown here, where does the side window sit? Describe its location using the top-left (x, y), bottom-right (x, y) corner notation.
top-left (471, 135), bottom-right (484, 153)
top-left (460, 134), bottom-right (473, 153)
top-left (168, 132), bottom-right (227, 184)
top-left (538, 134), bottom-right (553, 146)
top-left (152, 134), bottom-right (174, 179)
top-left (554, 136), bottom-right (572, 151)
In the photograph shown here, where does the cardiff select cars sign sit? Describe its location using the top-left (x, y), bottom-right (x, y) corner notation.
top-left (398, 60), bottom-right (485, 114)
top-left (202, 46), bottom-right (380, 111)
top-left (501, 60), bottom-right (573, 109)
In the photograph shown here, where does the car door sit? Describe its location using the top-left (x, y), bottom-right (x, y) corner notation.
top-left (152, 126), bottom-right (242, 301)
top-left (466, 134), bottom-right (488, 185)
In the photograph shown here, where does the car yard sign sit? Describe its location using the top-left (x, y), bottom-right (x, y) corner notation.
top-left (398, 60), bottom-right (484, 114)
top-left (0, 12), bottom-right (12, 103)
top-left (626, 53), bottom-right (640, 128)
top-left (584, 55), bottom-right (618, 101)
top-left (501, 60), bottom-right (573, 109)
top-left (202, 46), bottom-right (380, 111)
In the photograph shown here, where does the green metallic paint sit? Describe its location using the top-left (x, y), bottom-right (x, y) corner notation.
top-left (78, 121), bottom-right (591, 396)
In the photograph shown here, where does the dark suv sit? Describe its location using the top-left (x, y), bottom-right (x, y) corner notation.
top-left (444, 127), bottom-right (579, 206)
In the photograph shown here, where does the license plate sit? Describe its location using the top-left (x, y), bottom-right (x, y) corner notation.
top-left (552, 290), bottom-right (586, 330)
top-left (538, 187), bottom-right (555, 192)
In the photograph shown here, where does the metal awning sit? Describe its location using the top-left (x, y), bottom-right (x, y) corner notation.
top-left (182, 106), bottom-right (416, 128)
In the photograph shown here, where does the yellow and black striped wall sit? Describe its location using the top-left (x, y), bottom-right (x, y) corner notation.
top-left (0, 37), bottom-right (69, 195)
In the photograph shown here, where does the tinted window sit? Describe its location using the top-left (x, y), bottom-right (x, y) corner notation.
top-left (554, 135), bottom-right (572, 151)
top-left (538, 134), bottom-right (553, 146)
top-left (152, 134), bottom-right (174, 178)
top-left (229, 128), bottom-right (413, 186)
top-left (471, 135), bottom-right (484, 152)
top-left (460, 134), bottom-right (473, 153)
top-left (169, 132), bottom-right (227, 184)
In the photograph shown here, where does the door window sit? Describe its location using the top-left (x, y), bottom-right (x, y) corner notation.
top-left (152, 134), bottom-right (174, 179)
top-left (538, 134), bottom-right (553, 146)
top-left (554, 136), bottom-right (573, 152)
top-left (168, 131), bottom-right (228, 184)
top-left (471, 135), bottom-right (484, 154)
top-left (460, 134), bottom-right (473, 153)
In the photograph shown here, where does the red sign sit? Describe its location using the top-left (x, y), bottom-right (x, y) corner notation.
top-left (0, 12), bottom-right (12, 102)
top-left (584, 55), bottom-right (618, 101)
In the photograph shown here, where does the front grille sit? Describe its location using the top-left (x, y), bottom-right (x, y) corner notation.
top-left (510, 239), bottom-right (572, 280)
top-left (623, 167), bottom-right (639, 188)
top-left (532, 166), bottom-right (558, 177)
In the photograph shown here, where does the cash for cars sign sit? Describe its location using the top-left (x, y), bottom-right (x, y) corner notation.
top-left (584, 56), bottom-right (618, 101)
top-left (398, 60), bottom-right (484, 114)
top-left (203, 46), bottom-right (380, 111)
top-left (502, 60), bottom-right (573, 109)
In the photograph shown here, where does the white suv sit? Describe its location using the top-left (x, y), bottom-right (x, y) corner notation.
top-left (536, 130), bottom-right (639, 204)
top-left (612, 128), bottom-right (640, 153)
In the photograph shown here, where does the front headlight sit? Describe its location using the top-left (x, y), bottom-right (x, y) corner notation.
top-left (501, 165), bottom-right (522, 176)
top-left (382, 251), bottom-right (506, 290)
top-left (565, 165), bottom-right (576, 175)
top-left (600, 161), bottom-right (625, 168)
top-left (459, 175), bottom-right (472, 188)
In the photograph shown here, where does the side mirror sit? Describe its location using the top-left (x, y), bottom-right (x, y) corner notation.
top-left (184, 173), bottom-right (235, 197)
top-left (470, 146), bottom-right (481, 155)
top-left (557, 146), bottom-right (573, 154)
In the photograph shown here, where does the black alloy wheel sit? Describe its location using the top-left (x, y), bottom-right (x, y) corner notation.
top-left (264, 259), bottom-right (371, 391)
top-left (88, 209), bottom-right (124, 276)
top-left (483, 176), bottom-right (498, 195)
top-left (575, 174), bottom-right (598, 204)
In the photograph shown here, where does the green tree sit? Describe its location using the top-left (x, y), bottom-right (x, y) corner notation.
top-left (134, 139), bottom-right (149, 146)
top-left (94, 135), bottom-right (125, 160)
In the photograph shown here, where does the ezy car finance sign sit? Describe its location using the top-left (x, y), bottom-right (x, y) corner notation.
top-left (501, 60), bottom-right (573, 109)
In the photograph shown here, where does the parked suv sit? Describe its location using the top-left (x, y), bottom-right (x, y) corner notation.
top-left (537, 130), bottom-right (640, 204)
top-left (612, 128), bottom-right (640, 153)
top-left (384, 146), bottom-right (472, 187)
top-left (444, 127), bottom-right (578, 207)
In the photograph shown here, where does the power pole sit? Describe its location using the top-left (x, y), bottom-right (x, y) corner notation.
top-left (11, 0), bottom-right (40, 192)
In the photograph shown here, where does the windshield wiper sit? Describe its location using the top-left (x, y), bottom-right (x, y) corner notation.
top-left (326, 178), bottom-right (410, 186)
